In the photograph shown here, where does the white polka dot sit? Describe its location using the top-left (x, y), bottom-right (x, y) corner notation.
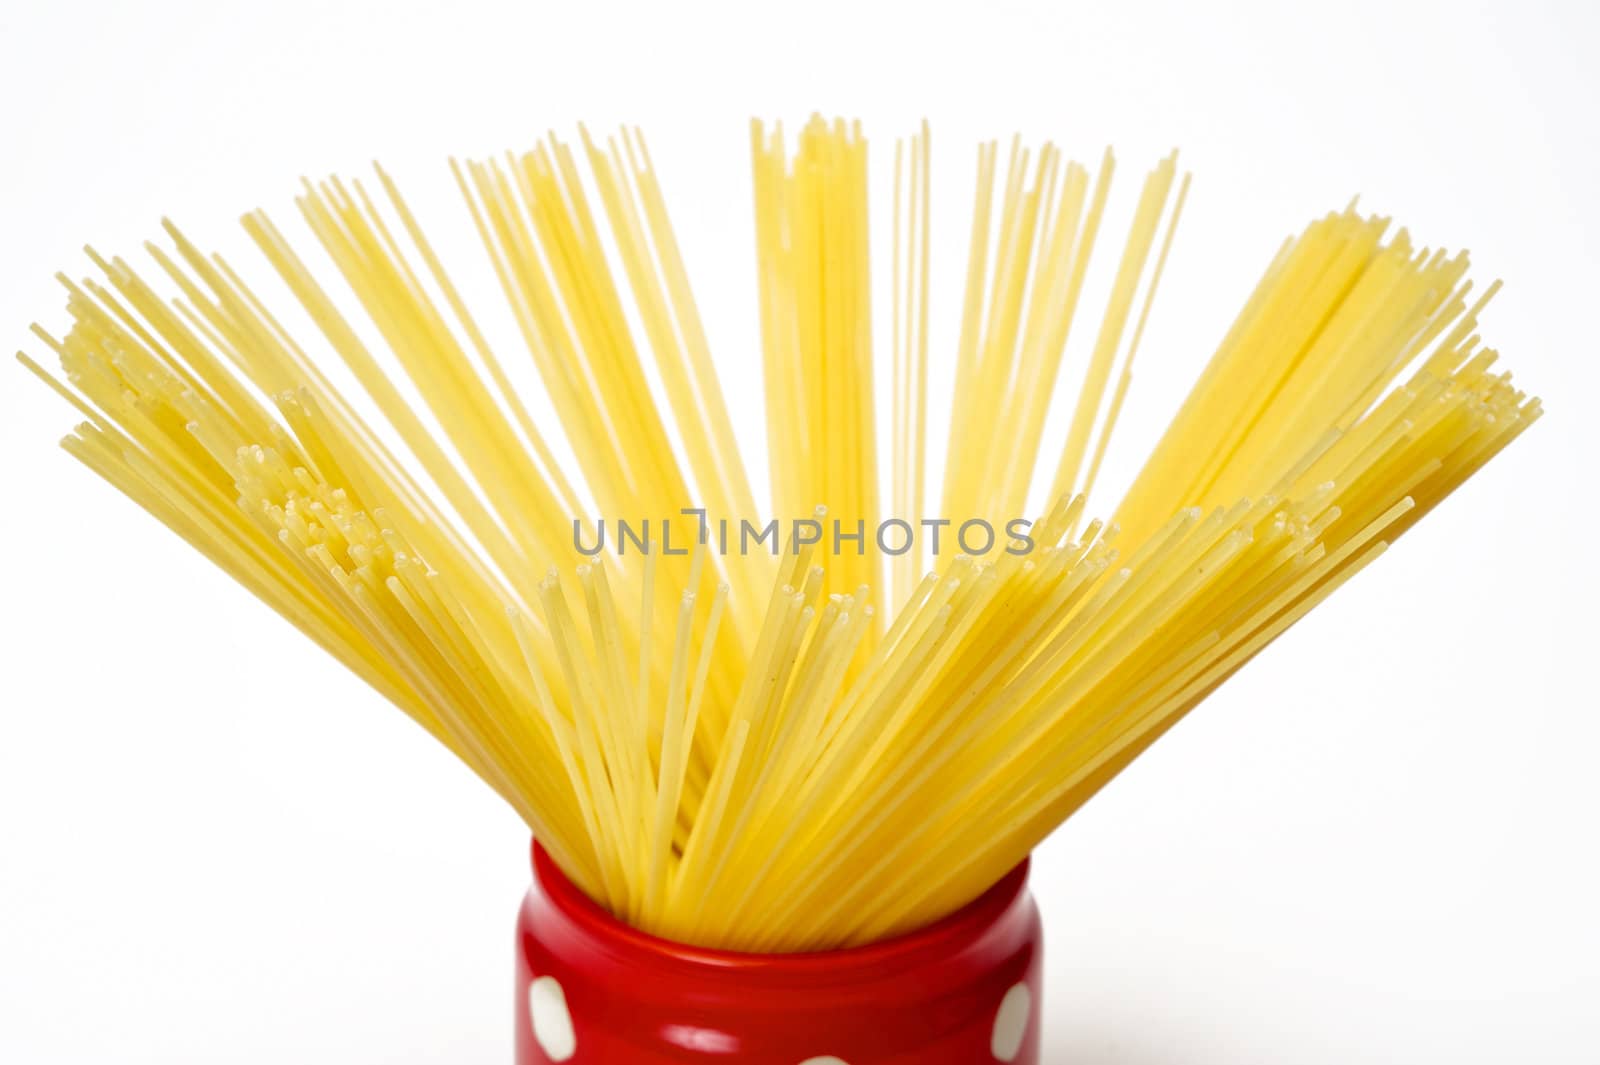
top-left (990, 981), bottom-right (1032, 1061)
top-left (529, 976), bottom-right (576, 1061)
top-left (797, 1058), bottom-right (851, 1065)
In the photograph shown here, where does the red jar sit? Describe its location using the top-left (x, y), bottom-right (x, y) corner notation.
top-left (515, 841), bottom-right (1043, 1063)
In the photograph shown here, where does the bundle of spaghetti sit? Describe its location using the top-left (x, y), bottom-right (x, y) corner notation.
top-left (20, 115), bottom-right (1539, 950)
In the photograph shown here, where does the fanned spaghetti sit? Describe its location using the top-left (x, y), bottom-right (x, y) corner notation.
top-left (20, 117), bottom-right (1539, 950)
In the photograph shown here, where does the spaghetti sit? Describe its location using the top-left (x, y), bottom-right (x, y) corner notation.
top-left (20, 117), bottom-right (1539, 950)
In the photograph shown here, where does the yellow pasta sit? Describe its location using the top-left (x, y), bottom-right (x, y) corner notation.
top-left (21, 117), bottom-right (1539, 951)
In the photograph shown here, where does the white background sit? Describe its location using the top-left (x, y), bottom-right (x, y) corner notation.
top-left (2, 1), bottom-right (1597, 1061)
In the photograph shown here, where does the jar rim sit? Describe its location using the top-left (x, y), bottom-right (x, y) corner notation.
top-left (530, 839), bottom-right (1031, 975)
